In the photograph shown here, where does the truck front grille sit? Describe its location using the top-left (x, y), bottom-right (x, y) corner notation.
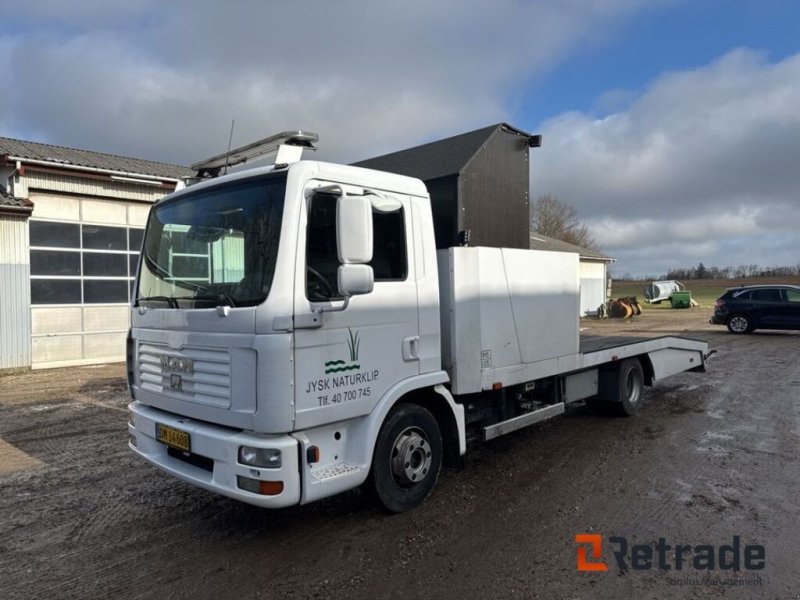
top-left (137, 343), bottom-right (232, 409)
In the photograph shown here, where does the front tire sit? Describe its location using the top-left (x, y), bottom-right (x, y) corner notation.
top-left (727, 313), bottom-right (753, 334)
top-left (367, 404), bottom-right (442, 513)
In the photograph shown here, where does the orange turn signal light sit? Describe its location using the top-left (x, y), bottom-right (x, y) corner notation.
top-left (237, 476), bottom-right (284, 496)
top-left (258, 481), bottom-right (284, 496)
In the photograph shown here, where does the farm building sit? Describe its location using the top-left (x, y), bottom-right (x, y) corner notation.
top-left (529, 232), bottom-right (615, 317)
top-left (0, 137), bottom-right (191, 372)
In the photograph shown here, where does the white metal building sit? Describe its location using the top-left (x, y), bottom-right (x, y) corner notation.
top-left (529, 233), bottom-right (615, 317)
top-left (0, 137), bottom-right (191, 371)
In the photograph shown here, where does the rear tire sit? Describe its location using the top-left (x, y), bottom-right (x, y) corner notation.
top-left (367, 404), bottom-right (442, 513)
top-left (616, 359), bottom-right (645, 416)
top-left (589, 358), bottom-right (645, 417)
top-left (726, 313), bottom-right (753, 334)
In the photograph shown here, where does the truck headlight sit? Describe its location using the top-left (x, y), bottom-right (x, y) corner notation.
top-left (238, 446), bottom-right (281, 468)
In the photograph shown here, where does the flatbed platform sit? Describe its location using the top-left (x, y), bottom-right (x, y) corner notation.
top-left (579, 334), bottom-right (705, 355)
top-left (580, 334), bottom-right (647, 354)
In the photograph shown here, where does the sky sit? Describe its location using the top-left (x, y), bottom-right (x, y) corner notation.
top-left (1, 0), bottom-right (799, 277)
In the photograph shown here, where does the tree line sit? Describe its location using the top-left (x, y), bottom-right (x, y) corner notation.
top-left (616, 263), bottom-right (800, 281)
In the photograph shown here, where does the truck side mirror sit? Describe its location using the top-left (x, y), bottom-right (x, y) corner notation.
top-left (338, 264), bottom-right (374, 296)
top-left (337, 195), bottom-right (373, 264)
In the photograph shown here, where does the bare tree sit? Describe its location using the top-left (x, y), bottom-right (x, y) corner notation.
top-left (733, 265), bottom-right (748, 278)
top-left (530, 194), bottom-right (597, 250)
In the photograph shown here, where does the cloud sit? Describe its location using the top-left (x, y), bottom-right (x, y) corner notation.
top-left (534, 49), bottom-right (800, 275)
top-left (1, 0), bottom-right (656, 164)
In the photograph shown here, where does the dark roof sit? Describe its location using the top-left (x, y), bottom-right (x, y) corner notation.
top-left (529, 232), bottom-right (614, 261)
top-left (0, 189), bottom-right (33, 214)
top-left (353, 123), bottom-right (534, 181)
top-left (726, 284), bottom-right (800, 291)
top-left (0, 136), bottom-right (192, 180)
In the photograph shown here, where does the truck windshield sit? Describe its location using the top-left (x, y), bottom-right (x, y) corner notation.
top-left (136, 173), bottom-right (287, 308)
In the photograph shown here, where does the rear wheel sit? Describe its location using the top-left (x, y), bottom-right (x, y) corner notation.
top-left (617, 359), bottom-right (645, 415)
top-left (727, 313), bottom-right (753, 334)
top-left (367, 404), bottom-right (442, 513)
top-left (587, 358), bottom-right (645, 417)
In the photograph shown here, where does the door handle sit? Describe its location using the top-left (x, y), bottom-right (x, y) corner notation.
top-left (402, 336), bottom-right (420, 362)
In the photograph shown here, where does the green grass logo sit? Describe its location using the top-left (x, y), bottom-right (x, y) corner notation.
top-left (325, 328), bottom-right (361, 374)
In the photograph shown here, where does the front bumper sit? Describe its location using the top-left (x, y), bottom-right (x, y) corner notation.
top-left (128, 402), bottom-right (300, 508)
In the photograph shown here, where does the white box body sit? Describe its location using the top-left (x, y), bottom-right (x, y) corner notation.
top-left (438, 247), bottom-right (580, 395)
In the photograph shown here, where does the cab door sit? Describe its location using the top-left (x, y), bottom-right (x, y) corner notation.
top-left (292, 185), bottom-right (420, 430)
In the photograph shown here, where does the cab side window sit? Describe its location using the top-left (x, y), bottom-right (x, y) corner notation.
top-left (306, 193), bottom-right (341, 301)
top-left (370, 208), bottom-right (407, 281)
top-left (305, 192), bottom-right (408, 301)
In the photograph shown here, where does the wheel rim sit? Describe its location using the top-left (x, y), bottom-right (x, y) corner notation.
top-left (729, 316), bottom-right (748, 333)
top-left (390, 427), bottom-right (432, 487)
top-left (625, 370), bottom-right (642, 405)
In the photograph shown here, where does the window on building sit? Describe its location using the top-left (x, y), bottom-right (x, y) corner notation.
top-left (30, 279), bottom-right (81, 304)
top-left (29, 219), bottom-right (145, 305)
top-left (29, 250), bottom-right (81, 276)
top-left (82, 225), bottom-right (127, 251)
top-left (30, 221), bottom-right (80, 249)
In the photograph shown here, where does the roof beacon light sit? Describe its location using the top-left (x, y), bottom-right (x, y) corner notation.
top-left (190, 130), bottom-right (319, 179)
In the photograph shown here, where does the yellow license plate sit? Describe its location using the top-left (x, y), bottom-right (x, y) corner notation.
top-left (156, 423), bottom-right (191, 452)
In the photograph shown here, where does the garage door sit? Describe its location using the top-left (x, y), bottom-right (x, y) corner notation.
top-left (28, 194), bottom-right (150, 368)
top-left (579, 261), bottom-right (607, 317)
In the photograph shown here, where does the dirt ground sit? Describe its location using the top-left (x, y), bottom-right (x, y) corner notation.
top-left (1, 309), bottom-right (798, 599)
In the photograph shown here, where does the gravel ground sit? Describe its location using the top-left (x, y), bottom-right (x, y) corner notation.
top-left (1, 310), bottom-right (798, 599)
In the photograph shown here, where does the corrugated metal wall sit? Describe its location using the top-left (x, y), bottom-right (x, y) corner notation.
top-left (19, 171), bottom-right (167, 203)
top-left (0, 215), bottom-right (32, 370)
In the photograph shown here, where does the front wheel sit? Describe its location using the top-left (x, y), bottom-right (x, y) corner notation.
top-left (367, 404), bottom-right (442, 513)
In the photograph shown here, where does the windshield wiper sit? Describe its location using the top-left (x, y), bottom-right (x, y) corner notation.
top-left (137, 295), bottom-right (178, 308)
top-left (173, 294), bottom-right (238, 308)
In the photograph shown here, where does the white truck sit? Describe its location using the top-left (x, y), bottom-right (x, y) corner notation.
top-left (127, 129), bottom-right (709, 512)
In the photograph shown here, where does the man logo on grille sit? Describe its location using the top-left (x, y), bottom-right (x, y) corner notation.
top-left (170, 374), bottom-right (183, 391)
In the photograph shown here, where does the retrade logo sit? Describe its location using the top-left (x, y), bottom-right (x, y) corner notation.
top-left (575, 534), bottom-right (609, 572)
top-left (575, 534), bottom-right (765, 573)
